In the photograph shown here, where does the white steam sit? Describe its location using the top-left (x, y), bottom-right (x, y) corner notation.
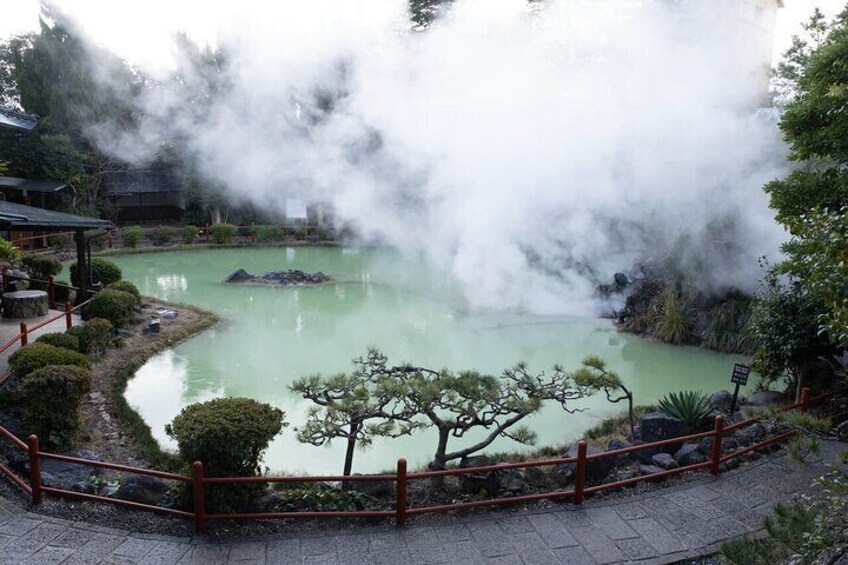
top-left (79, 0), bottom-right (788, 314)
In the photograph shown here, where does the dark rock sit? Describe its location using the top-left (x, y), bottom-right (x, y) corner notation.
top-left (458, 456), bottom-right (501, 496)
top-left (651, 453), bottom-right (679, 470)
top-left (40, 472), bottom-right (55, 487)
top-left (256, 492), bottom-right (283, 511)
top-left (640, 412), bottom-right (687, 446)
top-left (674, 444), bottom-right (707, 466)
top-left (523, 466), bottom-right (546, 487)
top-left (114, 475), bottom-right (170, 506)
top-left (638, 465), bottom-right (666, 480)
top-left (606, 438), bottom-right (629, 467)
top-left (614, 273), bottom-right (630, 290)
top-left (145, 319), bottom-right (160, 334)
top-left (71, 481), bottom-right (98, 495)
top-left (700, 436), bottom-right (738, 455)
top-left (116, 329), bottom-right (133, 339)
top-left (746, 391), bottom-right (786, 407)
top-left (551, 464), bottom-right (574, 486)
top-left (349, 475), bottom-right (394, 497)
top-left (734, 423), bottom-right (766, 446)
top-left (709, 390), bottom-right (734, 411)
top-left (719, 457), bottom-right (741, 472)
top-left (37, 450), bottom-right (102, 489)
top-left (558, 446), bottom-right (616, 486)
top-left (504, 470), bottom-right (525, 496)
top-left (223, 268), bottom-right (253, 283)
top-left (630, 440), bottom-right (663, 465)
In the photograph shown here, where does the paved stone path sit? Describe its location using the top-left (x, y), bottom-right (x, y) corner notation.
top-left (0, 441), bottom-right (844, 565)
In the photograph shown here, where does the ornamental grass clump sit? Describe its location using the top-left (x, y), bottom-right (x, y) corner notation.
top-left (657, 390), bottom-right (712, 432)
top-left (19, 365), bottom-right (92, 448)
top-left (166, 397), bottom-right (287, 512)
top-left (9, 344), bottom-right (91, 379)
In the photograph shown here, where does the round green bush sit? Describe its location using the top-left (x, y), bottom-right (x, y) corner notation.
top-left (88, 289), bottom-right (136, 328)
top-left (19, 365), bottom-right (92, 447)
top-left (107, 280), bottom-right (141, 305)
top-left (153, 225), bottom-right (176, 245)
top-left (69, 257), bottom-right (122, 288)
top-left (22, 255), bottom-right (62, 280)
top-left (47, 233), bottom-right (72, 251)
top-left (67, 318), bottom-right (114, 354)
top-left (251, 225), bottom-right (283, 243)
top-left (166, 398), bottom-right (286, 511)
top-left (182, 225), bottom-right (199, 244)
top-left (35, 332), bottom-right (79, 352)
top-left (122, 226), bottom-right (144, 248)
top-left (209, 223), bottom-right (237, 245)
top-left (9, 344), bottom-right (91, 379)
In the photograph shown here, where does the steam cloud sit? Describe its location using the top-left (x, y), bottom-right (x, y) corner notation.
top-left (78, 0), bottom-right (788, 314)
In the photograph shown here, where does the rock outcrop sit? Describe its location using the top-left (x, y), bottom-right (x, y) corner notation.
top-left (223, 269), bottom-right (330, 286)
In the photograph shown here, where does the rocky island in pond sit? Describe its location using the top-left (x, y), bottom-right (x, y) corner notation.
top-left (223, 269), bottom-right (330, 286)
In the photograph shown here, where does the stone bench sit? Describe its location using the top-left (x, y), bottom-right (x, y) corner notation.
top-left (2, 290), bottom-right (49, 319)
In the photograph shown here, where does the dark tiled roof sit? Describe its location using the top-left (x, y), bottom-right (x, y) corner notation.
top-left (0, 176), bottom-right (67, 193)
top-left (0, 106), bottom-right (37, 132)
top-left (105, 171), bottom-right (182, 195)
top-left (0, 201), bottom-right (112, 230)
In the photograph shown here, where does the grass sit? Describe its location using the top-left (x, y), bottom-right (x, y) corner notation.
top-left (651, 287), bottom-right (690, 345)
top-left (703, 296), bottom-right (756, 354)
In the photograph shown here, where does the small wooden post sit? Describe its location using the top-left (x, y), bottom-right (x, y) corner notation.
top-left (48, 275), bottom-right (55, 308)
top-left (27, 435), bottom-right (42, 505)
top-left (396, 458), bottom-right (407, 527)
top-left (193, 461), bottom-right (206, 534)
top-left (19, 322), bottom-right (27, 347)
top-left (65, 302), bottom-right (73, 330)
top-left (711, 416), bottom-right (724, 476)
top-left (800, 387), bottom-right (811, 413)
top-left (574, 441), bottom-right (587, 505)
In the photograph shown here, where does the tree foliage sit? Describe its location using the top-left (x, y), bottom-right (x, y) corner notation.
top-left (571, 355), bottom-right (635, 439)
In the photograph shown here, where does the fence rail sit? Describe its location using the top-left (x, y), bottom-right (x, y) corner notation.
top-left (0, 383), bottom-right (843, 534)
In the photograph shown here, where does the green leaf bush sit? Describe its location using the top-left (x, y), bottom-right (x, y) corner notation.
top-left (166, 397), bottom-right (286, 511)
top-left (70, 257), bottom-right (122, 288)
top-left (88, 288), bottom-right (136, 328)
top-left (9, 344), bottom-right (91, 379)
top-left (67, 318), bottom-right (114, 354)
top-left (153, 225), bottom-right (175, 245)
top-left (21, 255), bottom-right (62, 280)
top-left (47, 232), bottom-right (72, 252)
top-left (250, 225), bottom-right (283, 243)
top-left (0, 238), bottom-right (21, 265)
top-left (182, 225), bottom-right (199, 244)
top-left (657, 390), bottom-right (712, 432)
top-left (107, 280), bottom-right (141, 305)
top-left (121, 225), bottom-right (144, 248)
top-left (209, 223), bottom-right (237, 245)
top-left (35, 332), bottom-right (79, 352)
top-left (19, 365), bottom-right (92, 448)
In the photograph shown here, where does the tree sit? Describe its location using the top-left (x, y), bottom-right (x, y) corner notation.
top-left (571, 355), bottom-right (635, 439)
top-left (291, 349), bottom-right (421, 477)
top-left (389, 359), bottom-right (589, 470)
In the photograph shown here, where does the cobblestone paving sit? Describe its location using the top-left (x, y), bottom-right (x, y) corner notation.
top-left (0, 442), bottom-right (843, 564)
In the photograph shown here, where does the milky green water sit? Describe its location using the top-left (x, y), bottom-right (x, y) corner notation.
top-left (112, 247), bottom-right (745, 474)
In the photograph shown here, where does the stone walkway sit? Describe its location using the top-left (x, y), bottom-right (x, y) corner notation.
top-left (0, 441), bottom-right (843, 565)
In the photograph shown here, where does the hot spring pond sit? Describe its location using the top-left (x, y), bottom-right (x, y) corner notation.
top-left (112, 247), bottom-right (746, 474)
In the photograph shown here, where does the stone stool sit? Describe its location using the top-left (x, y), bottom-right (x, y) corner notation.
top-left (2, 290), bottom-right (49, 318)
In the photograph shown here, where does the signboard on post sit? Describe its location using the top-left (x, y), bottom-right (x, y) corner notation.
top-left (729, 363), bottom-right (751, 413)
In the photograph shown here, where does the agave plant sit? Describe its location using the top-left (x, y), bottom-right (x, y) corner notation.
top-left (657, 390), bottom-right (712, 431)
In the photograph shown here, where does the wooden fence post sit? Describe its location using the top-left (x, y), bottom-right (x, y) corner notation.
top-left (19, 322), bottom-right (27, 347)
top-left (800, 387), bottom-right (811, 413)
top-left (711, 416), bottom-right (724, 476)
top-left (65, 303), bottom-right (72, 330)
top-left (396, 458), bottom-right (407, 527)
top-left (574, 441), bottom-right (587, 505)
top-left (27, 435), bottom-right (42, 505)
top-left (193, 461), bottom-right (206, 534)
top-left (48, 275), bottom-right (55, 308)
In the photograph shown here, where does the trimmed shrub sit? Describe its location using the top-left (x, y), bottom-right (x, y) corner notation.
top-left (153, 225), bottom-right (176, 245)
top-left (182, 225), bottom-right (199, 244)
top-left (88, 289), bottom-right (136, 328)
top-left (70, 257), bottom-right (122, 288)
top-left (9, 344), bottom-right (91, 379)
top-left (67, 318), bottom-right (114, 354)
top-left (122, 226), bottom-right (144, 248)
top-left (107, 280), bottom-right (141, 305)
top-left (22, 255), bottom-right (62, 280)
top-left (48, 232), bottom-right (72, 252)
top-left (209, 223), bottom-right (237, 245)
top-left (251, 225), bottom-right (283, 243)
top-left (19, 365), bottom-right (92, 447)
top-left (294, 226), bottom-right (308, 241)
top-left (166, 398), bottom-right (286, 511)
top-left (35, 332), bottom-right (79, 352)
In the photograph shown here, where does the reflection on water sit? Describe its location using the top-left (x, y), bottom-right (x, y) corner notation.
top-left (115, 248), bottom-right (746, 474)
